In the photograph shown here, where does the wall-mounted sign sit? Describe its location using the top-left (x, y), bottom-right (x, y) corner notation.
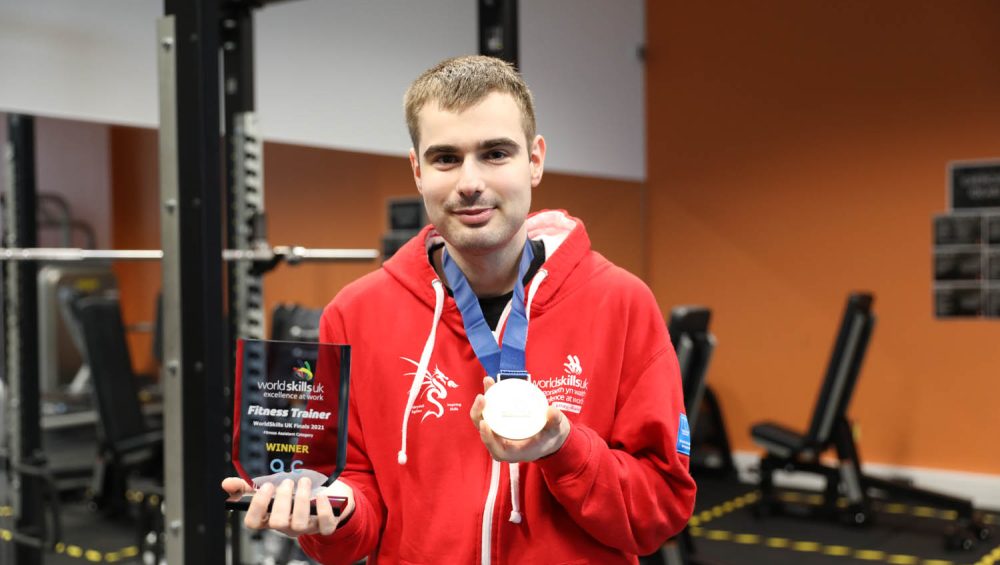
top-left (988, 286), bottom-right (1000, 317)
top-left (933, 214), bottom-right (982, 246)
top-left (935, 161), bottom-right (1000, 319)
top-left (950, 161), bottom-right (1000, 210)
top-left (934, 284), bottom-right (984, 318)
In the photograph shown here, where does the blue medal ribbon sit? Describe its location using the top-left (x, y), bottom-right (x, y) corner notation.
top-left (442, 242), bottom-right (534, 381)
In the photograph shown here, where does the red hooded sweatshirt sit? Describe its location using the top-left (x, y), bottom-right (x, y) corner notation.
top-left (299, 210), bottom-right (696, 564)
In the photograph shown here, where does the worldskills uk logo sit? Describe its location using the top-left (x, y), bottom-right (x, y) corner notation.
top-left (292, 360), bottom-right (314, 381)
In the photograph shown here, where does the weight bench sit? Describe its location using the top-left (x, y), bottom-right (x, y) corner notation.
top-left (74, 292), bottom-right (163, 516)
top-left (750, 292), bottom-right (990, 550)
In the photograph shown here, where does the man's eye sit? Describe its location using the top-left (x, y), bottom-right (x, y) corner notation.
top-left (484, 150), bottom-right (509, 161)
top-left (434, 155), bottom-right (460, 165)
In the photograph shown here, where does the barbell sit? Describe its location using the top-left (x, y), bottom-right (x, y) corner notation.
top-left (0, 246), bottom-right (378, 263)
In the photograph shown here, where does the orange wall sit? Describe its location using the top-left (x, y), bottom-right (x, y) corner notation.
top-left (646, 1), bottom-right (1000, 473)
top-left (110, 128), bottom-right (643, 376)
top-left (110, 127), bottom-right (161, 375)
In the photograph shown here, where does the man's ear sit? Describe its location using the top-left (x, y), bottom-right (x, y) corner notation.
top-left (529, 135), bottom-right (546, 188)
top-left (409, 148), bottom-right (422, 192)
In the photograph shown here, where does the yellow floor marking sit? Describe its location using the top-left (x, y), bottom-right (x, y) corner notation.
top-left (705, 529), bottom-right (732, 541)
top-left (791, 541), bottom-right (821, 552)
top-left (766, 537), bottom-right (790, 548)
top-left (886, 555), bottom-right (919, 564)
top-left (913, 506), bottom-right (937, 518)
top-left (2, 529), bottom-right (139, 563)
top-left (885, 503), bottom-right (908, 514)
top-left (689, 527), bottom-right (704, 537)
top-left (921, 560), bottom-right (955, 565)
top-left (854, 549), bottom-right (886, 560)
top-left (692, 491), bottom-right (756, 527)
top-left (733, 534), bottom-right (760, 544)
top-left (823, 545), bottom-right (852, 556)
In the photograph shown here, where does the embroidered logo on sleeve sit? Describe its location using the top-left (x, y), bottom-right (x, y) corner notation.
top-left (677, 414), bottom-right (691, 456)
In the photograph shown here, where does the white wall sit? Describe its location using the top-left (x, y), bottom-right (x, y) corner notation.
top-left (0, 0), bottom-right (645, 180)
top-left (521, 0), bottom-right (645, 181)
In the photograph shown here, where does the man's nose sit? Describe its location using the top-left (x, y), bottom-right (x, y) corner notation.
top-left (456, 159), bottom-right (485, 196)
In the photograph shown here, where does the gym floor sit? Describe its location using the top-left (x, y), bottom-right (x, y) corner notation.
top-left (2, 470), bottom-right (997, 564)
top-left (671, 476), bottom-right (1000, 565)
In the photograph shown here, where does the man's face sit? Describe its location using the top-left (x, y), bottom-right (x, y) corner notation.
top-left (409, 92), bottom-right (545, 257)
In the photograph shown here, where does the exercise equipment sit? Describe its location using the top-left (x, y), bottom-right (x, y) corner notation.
top-left (750, 292), bottom-right (991, 550)
top-left (650, 306), bottom-right (727, 565)
top-left (74, 293), bottom-right (164, 513)
top-left (668, 307), bottom-right (735, 479)
top-left (39, 264), bottom-right (117, 394)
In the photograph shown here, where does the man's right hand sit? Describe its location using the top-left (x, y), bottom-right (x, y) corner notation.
top-left (221, 476), bottom-right (355, 537)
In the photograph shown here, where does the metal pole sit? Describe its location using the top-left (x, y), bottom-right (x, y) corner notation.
top-left (478, 0), bottom-right (519, 67)
top-left (223, 6), bottom-right (263, 561)
top-left (4, 114), bottom-right (44, 565)
top-left (158, 0), bottom-right (226, 560)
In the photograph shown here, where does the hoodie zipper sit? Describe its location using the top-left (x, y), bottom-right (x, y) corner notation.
top-left (481, 302), bottom-right (512, 565)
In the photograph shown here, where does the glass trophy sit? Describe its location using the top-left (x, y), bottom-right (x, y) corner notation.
top-left (228, 338), bottom-right (351, 515)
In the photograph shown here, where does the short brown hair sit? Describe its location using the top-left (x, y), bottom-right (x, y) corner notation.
top-left (404, 55), bottom-right (536, 151)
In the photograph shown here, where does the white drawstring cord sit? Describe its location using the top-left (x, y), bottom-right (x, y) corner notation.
top-left (508, 462), bottom-right (522, 523)
top-left (507, 269), bottom-right (547, 524)
top-left (398, 279), bottom-right (445, 465)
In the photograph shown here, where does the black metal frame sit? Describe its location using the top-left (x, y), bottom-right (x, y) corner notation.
top-left (221, 3), bottom-right (268, 561)
top-left (3, 114), bottom-right (45, 565)
top-left (160, 1), bottom-right (227, 562)
top-left (479, 0), bottom-right (519, 67)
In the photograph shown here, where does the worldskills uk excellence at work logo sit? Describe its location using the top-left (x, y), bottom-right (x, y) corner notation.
top-left (293, 360), bottom-right (314, 381)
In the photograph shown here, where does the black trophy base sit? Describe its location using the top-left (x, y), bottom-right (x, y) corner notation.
top-left (226, 495), bottom-right (348, 517)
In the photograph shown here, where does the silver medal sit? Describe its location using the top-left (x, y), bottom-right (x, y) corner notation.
top-left (483, 378), bottom-right (549, 440)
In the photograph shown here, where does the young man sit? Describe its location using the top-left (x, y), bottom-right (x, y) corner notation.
top-left (223, 55), bottom-right (696, 564)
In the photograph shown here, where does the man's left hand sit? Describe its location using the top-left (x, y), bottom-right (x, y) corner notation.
top-left (469, 376), bottom-right (571, 462)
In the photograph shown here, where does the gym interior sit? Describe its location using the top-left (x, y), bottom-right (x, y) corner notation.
top-left (2, 1), bottom-right (999, 564)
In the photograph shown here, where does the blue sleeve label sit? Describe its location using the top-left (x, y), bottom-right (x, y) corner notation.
top-left (677, 414), bottom-right (691, 456)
